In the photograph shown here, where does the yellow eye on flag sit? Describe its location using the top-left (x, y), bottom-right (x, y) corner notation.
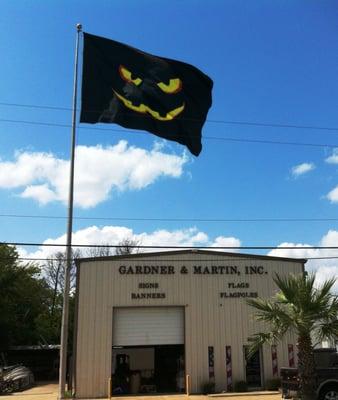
top-left (119, 65), bottom-right (142, 86)
top-left (157, 78), bottom-right (182, 94)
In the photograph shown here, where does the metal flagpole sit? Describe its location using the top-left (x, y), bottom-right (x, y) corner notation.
top-left (58, 23), bottom-right (82, 400)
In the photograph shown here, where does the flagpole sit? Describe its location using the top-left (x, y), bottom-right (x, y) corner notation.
top-left (58, 23), bottom-right (82, 400)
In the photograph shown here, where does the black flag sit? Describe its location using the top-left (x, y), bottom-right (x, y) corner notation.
top-left (80, 33), bottom-right (213, 156)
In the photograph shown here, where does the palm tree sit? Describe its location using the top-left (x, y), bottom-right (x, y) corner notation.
top-left (247, 273), bottom-right (338, 400)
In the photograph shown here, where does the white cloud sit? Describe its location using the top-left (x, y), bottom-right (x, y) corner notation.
top-left (21, 184), bottom-right (56, 205)
top-left (18, 225), bottom-right (241, 261)
top-left (268, 230), bottom-right (338, 292)
top-left (0, 141), bottom-right (188, 208)
top-left (18, 226), bottom-right (338, 293)
top-left (268, 242), bottom-right (314, 260)
top-left (210, 236), bottom-right (241, 251)
top-left (327, 186), bottom-right (338, 203)
top-left (291, 162), bottom-right (315, 177)
top-left (324, 149), bottom-right (338, 203)
top-left (137, 228), bottom-right (209, 248)
top-left (325, 148), bottom-right (338, 164)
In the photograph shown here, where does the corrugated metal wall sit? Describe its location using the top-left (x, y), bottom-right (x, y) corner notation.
top-left (75, 251), bottom-right (303, 398)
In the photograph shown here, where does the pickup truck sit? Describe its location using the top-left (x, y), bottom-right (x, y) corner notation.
top-left (281, 348), bottom-right (338, 400)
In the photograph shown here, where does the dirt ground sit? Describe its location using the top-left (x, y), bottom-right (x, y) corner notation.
top-left (0, 382), bottom-right (282, 400)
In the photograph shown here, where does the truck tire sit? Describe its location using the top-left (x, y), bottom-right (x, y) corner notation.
top-left (319, 385), bottom-right (338, 400)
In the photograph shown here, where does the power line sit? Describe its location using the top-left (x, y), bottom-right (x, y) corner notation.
top-left (1, 117), bottom-right (338, 149)
top-left (0, 102), bottom-right (71, 112)
top-left (4, 256), bottom-right (338, 262)
top-left (3, 241), bottom-right (338, 250)
top-left (204, 136), bottom-right (338, 149)
top-left (1, 101), bottom-right (338, 133)
top-left (1, 213), bottom-right (338, 223)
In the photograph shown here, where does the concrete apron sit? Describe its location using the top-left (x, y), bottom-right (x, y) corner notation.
top-left (110, 393), bottom-right (280, 400)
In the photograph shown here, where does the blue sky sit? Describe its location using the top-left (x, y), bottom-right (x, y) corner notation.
top-left (1, 0), bottom-right (338, 284)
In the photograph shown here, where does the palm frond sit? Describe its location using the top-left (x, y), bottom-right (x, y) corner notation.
top-left (246, 297), bottom-right (275, 313)
top-left (315, 278), bottom-right (336, 302)
top-left (247, 328), bottom-right (286, 359)
top-left (247, 333), bottom-right (272, 359)
top-left (315, 294), bottom-right (338, 321)
top-left (247, 296), bottom-right (294, 330)
top-left (315, 313), bottom-right (338, 343)
top-left (273, 274), bottom-right (300, 305)
top-left (311, 278), bottom-right (337, 312)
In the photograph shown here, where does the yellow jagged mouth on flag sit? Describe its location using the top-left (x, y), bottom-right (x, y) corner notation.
top-left (113, 90), bottom-right (185, 121)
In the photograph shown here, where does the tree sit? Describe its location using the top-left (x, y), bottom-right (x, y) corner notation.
top-left (85, 243), bottom-right (114, 258)
top-left (44, 249), bottom-right (81, 295)
top-left (41, 249), bottom-right (82, 346)
top-left (43, 239), bottom-right (140, 313)
top-left (0, 243), bottom-right (52, 349)
top-left (85, 238), bottom-right (141, 257)
top-left (247, 273), bottom-right (338, 400)
top-left (0, 243), bottom-right (98, 349)
top-left (115, 238), bottom-right (140, 255)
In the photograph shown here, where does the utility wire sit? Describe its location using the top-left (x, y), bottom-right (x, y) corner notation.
top-left (1, 213), bottom-right (338, 223)
top-left (1, 117), bottom-right (338, 149)
top-left (1, 101), bottom-right (338, 133)
top-left (3, 256), bottom-right (338, 262)
top-left (3, 241), bottom-right (338, 250)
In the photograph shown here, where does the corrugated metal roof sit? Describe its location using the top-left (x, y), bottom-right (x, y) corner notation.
top-left (75, 248), bottom-right (307, 265)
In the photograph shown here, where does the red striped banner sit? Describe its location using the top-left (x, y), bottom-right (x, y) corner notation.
top-left (225, 346), bottom-right (232, 392)
top-left (288, 344), bottom-right (295, 367)
top-left (271, 345), bottom-right (278, 377)
top-left (208, 346), bottom-right (215, 380)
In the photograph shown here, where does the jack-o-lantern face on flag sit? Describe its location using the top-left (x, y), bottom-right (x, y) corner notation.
top-left (80, 33), bottom-right (213, 156)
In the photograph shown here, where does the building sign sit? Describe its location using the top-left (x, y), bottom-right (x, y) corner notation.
top-left (119, 265), bottom-right (268, 275)
top-left (131, 292), bottom-right (165, 299)
top-left (124, 265), bottom-right (268, 300)
top-left (220, 292), bottom-right (258, 299)
top-left (131, 282), bottom-right (166, 300)
top-left (220, 282), bottom-right (258, 299)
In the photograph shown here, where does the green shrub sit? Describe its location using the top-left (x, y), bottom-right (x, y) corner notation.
top-left (233, 380), bottom-right (248, 392)
top-left (265, 378), bottom-right (281, 390)
top-left (202, 381), bottom-right (215, 394)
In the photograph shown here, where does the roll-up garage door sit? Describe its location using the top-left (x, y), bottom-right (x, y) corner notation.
top-left (113, 307), bottom-right (184, 346)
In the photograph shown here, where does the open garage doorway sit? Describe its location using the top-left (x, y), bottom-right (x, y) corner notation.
top-left (112, 345), bottom-right (185, 394)
top-left (112, 307), bottom-right (185, 395)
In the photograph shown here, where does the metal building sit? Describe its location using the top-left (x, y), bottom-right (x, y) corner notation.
top-left (73, 250), bottom-right (305, 398)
